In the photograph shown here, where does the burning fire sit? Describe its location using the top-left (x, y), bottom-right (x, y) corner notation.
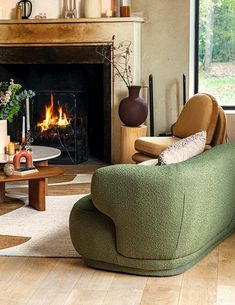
top-left (37, 94), bottom-right (70, 132)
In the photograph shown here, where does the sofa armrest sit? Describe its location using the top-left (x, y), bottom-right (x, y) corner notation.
top-left (91, 163), bottom-right (185, 259)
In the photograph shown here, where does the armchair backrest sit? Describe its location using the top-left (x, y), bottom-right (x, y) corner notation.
top-left (172, 93), bottom-right (219, 145)
top-left (210, 106), bottom-right (227, 146)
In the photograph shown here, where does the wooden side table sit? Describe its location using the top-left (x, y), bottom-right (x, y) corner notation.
top-left (120, 125), bottom-right (147, 164)
top-left (0, 166), bottom-right (64, 211)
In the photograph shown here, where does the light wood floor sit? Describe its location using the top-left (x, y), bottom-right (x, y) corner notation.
top-left (1, 164), bottom-right (235, 305)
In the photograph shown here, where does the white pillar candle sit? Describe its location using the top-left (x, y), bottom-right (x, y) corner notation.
top-left (22, 116), bottom-right (26, 140)
top-left (0, 120), bottom-right (8, 154)
top-left (0, 6), bottom-right (3, 20)
top-left (26, 98), bottom-right (30, 131)
top-left (84, 0), bottom-right (101, 18)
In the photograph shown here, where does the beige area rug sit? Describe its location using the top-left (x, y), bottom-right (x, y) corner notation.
top-left (0, 173), bottom-right (92, 257)
top-left (0, 194), bottom-right (85, 257)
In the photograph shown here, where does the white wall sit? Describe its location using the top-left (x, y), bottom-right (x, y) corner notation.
top-left (1, 0), bottom-right (234, 141)
top-left (132, 0), bottom-right (191, 134)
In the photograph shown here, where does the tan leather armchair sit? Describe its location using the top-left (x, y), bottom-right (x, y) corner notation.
top-left (132, 93), bottom-right (227, 163)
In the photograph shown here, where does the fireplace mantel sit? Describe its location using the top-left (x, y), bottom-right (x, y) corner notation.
top-left (0, 18), bottom-right (143, 164)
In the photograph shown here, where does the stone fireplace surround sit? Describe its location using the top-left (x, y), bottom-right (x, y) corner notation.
top-left (0, 17), bottom-right (143, 164)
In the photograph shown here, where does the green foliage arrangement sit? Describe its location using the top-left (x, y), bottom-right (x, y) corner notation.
top-left (0, 79), bottom-right (35, 122)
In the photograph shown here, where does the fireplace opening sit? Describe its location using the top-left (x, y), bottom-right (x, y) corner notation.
top-left (33, 91), bottom-right (88, 164)
top-left (0, 46), bottom-right (111, 164)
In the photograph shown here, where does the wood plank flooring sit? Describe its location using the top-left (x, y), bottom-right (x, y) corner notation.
top-left (0, 164), bottom-right (235, 305)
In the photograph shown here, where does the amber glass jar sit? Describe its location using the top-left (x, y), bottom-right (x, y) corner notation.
top-left (120, 0), bottom-right (131, 17)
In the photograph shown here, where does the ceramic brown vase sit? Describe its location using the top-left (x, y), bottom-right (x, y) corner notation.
top-left (118, 86), bottom-right (148, 127)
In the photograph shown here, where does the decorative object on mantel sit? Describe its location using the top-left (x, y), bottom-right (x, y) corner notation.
top-left (35, 13), bottom-right (47, 19)
top-left (101, 0), bottom-right (117, 17)
top-left (84, 0), bottom-right (101, 18)
top-left (0, 79), bottom-right (35, 154)
top-left (97, 36), bottom-right (148, 127)
top-left (16, 0), bottom-right (32, 19)
top-left (16, 2), bottom-right (23, 19)
top-left (65, 0), bottom-right (77, 18)
top-left (120, 0), bottom-right (131, 17)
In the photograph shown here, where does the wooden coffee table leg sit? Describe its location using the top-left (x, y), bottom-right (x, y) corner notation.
top-left (0, 182), bottom-right (5, 203)
top-left (28, 178), bottom-right (46, 211)
top-left (35, 160), bottom-right (48, 195)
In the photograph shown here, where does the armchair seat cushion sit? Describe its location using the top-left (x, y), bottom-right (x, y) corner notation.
top-left (135, 136), bottom-right (181, 157)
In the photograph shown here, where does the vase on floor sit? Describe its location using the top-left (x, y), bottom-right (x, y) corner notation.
top-left (0, 120), bottom-right (9, 154)
top-left (118, 85), bottom-right (148, 127)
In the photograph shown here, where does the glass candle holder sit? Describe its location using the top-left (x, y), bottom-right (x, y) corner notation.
top-left (102, 0), bottom-right (117, 17)
top-left (120, 0), bottom-right (131, 17)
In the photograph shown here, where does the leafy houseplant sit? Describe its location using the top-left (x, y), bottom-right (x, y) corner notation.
top-left (0, 79), bottom-right (35, 122)
top-left (96, 36), bottom-right (148, 127)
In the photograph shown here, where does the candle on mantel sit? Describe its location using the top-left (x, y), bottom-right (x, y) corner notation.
top-left (26, 98), bottom-right (30, 131)
top-left (120, 0), bottom-right (130, 17)
top-left (101, 0), bottom-right (116, 17)
top-left (84, 0), bottom-right (101, 18)
top-left (0, 6), bottom-right (3, 20)
top-left (22, 116), bottom-right (26, 143)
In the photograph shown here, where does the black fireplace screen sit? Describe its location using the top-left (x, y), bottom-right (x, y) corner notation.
top-left (32, 90), bottom-right (88, 164)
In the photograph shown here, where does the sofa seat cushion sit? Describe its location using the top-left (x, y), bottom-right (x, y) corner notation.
top-left (135, 136), bottom-right (181, 157)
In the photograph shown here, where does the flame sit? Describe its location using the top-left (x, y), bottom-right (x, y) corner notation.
top-left (37, 94), bottom-right (70, 132)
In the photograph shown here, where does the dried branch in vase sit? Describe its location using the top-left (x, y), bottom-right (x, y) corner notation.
top-left (96, 35), bottom-right (133, 87)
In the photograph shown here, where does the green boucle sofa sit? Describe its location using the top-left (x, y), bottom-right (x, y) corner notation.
top-left (69, 144), bottom-right (235, 276)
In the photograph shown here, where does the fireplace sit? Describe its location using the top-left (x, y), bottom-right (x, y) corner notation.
top-left (0, 46), bottom-right (111, 164)
top-left (0, 18), bottom-right (143, 163)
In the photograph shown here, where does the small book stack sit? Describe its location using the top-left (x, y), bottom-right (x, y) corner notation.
top-left (14, 167), bottom-right (39, 176)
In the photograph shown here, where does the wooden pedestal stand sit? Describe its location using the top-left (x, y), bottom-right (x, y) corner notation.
top-left (120, 125), bottom-right (147, 164)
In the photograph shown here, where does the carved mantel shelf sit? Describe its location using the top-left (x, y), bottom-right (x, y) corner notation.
top-left (0, 18), bottom-right (143, 164)
top-left (0, 18), bottom-right (143, 46)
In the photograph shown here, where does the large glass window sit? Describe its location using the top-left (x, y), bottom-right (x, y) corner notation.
top-left (196, 0), bottom-right (235, 107)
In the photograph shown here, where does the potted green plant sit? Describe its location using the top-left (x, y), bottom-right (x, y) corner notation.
top-left (0, 79), bottom-right (35, 153)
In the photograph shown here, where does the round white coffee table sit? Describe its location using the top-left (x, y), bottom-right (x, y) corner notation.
top-left (0, 145), bottom-right (61, 165)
